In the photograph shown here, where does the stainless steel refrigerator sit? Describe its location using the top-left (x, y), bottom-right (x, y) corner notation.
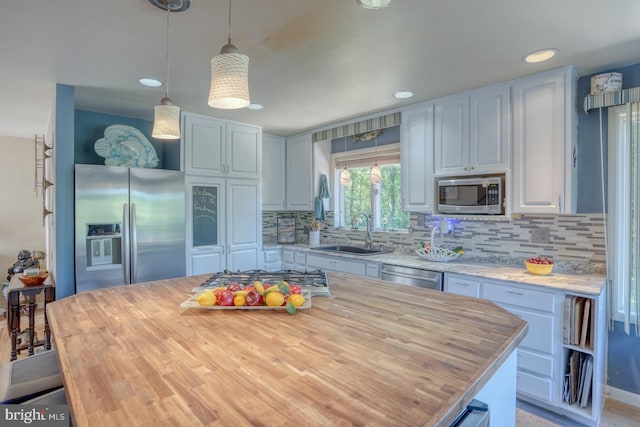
top-left (74, 164), bottom-right (185, 292)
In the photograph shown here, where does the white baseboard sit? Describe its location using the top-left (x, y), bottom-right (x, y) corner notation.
top-left (606, 385), bottom-right (640, 409)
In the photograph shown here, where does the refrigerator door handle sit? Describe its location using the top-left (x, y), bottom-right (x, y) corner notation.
top-left (131, 202), bottom-right (138, 283)
top-left (123, 203), bottom-right (131, 285)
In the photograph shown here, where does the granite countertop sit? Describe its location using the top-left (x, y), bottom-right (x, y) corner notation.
top-left (266, 243), bottom-right (606, 295)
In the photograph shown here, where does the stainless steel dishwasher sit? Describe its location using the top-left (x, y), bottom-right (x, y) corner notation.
top-left (381, 264), bottom-right (443, 291)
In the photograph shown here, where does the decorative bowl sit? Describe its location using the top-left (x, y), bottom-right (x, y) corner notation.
top-left (524, 261), bottom-right (554, 276)
top-left (415, 247), bottom-right (461, 263)
top-left (19, 271), bottom-right (49, 286)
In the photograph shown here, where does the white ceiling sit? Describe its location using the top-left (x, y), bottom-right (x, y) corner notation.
top-left (3, 0), bottom-right (640, 139)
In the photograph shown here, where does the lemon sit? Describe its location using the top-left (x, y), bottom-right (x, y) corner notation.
top-left (197, 291), bottom-right (216, 307)
top-left (289, 294), bottom-right (306, 307)
top-left (265, 291), bottom-right (285, 307)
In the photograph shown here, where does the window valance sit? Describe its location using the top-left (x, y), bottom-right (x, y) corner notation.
top-left (584, 87), bottom-right (640, 113)
top-left (311, 112), bottom-right (401, 142)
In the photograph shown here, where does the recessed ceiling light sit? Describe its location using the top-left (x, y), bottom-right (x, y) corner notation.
top-left (139, 78), bottom-right (162, 88)
top-left (393, 91), bottom-right (413, 99)
top-left (523, 49), bottom-right (558, 64)
top-left (357, 0), bottom-right (392, 9)
top-left (246, 103), bottom-right (263, 110)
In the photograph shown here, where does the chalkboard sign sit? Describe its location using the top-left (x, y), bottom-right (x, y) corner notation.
top-left (192, 185), bottom-right (218, 247)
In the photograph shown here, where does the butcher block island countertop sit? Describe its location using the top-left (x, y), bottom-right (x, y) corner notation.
top-left (47, 272), bottom-right (527, 427)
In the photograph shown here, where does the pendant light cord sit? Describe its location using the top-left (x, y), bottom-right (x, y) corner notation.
top-left (164, 5), bottom-right (171, 98)
top-left (227, 0), bottom-right (232, 45)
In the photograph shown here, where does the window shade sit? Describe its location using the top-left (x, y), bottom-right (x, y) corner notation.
top-left (335, 145), bottom-right (400, 169)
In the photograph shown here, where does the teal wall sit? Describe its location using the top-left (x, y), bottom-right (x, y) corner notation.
top-left (73, 109), bottom-right (181, 171)
top-left (577, 62), bottom-right (640, 396)
top-left (54, 84), bottom-right (76, 299)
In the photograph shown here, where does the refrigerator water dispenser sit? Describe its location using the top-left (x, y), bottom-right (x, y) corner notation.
top-left (85, 223), bottom-right (122, 267)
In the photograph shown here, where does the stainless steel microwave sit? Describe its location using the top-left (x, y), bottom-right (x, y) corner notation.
top-left (437, 176), bottom-right (504, 215)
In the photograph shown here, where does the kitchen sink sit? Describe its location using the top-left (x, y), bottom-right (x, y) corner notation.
top-left (310, 245), bottom-right (393, 255)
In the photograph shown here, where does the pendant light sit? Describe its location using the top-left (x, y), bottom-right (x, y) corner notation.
top-left (356, 0), bottom-right (392, 9)
top-left (152, 1), bottom-right (181, 140)
top-left (340, 136), bottom-right (351, 186)
top-left (370, 135), bottom-right (382, 184)
top-left (208, 0), bottom-right (250, 109)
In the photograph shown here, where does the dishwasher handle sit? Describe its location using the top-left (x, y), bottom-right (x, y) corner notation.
top-left (382, 270), bottom-right (441, 283)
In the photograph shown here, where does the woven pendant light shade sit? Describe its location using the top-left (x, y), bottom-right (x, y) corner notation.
top-left (370, 163), bottom-right (382, 184)
top-left (208, 45), bottom-right (250, 109)
top-left (152, 98), bottom-right (181, 140)
top-left (340, 167), bottom-right (352, 186)
top-left (357, 0), bottom-right (391, 9)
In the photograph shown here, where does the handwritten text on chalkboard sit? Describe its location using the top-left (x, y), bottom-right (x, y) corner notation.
top-left (193, 185), bottom-right (218, 247)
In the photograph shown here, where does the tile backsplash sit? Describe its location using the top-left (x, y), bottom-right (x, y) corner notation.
top-left (262, 211), bottom-right (607, 274)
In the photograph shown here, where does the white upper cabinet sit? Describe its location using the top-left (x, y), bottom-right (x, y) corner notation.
top-left (226, 122), bottom-right (261, 179)
top-left (182, 112), bottom-right (261, 180)
top-left (470, 85), bottom-right (510, 174)
top-left (434, 94), bottom-right (469, 176)
top-left (285, 133), bottom-right (314, 210)
top-left (434, 83), bottom-right (509, 176)
top-left (401, 102), bottom-right (435, 212)
top-left (511, 66), bottom-right (577, 214)
top-left (261, 134), bottom-right (286, 210)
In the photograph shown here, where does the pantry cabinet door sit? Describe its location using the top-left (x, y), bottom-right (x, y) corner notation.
top-left (183, 113), bottom-right (225, 176)
top-left (226, 122), bottom-right (261, 180)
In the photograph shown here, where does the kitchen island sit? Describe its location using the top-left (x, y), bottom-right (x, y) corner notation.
top-left (47, 272), bottom-right (527, 427)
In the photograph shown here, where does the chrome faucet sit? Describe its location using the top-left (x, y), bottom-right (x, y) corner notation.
top-left (353, 212), bottom-right (373, 248)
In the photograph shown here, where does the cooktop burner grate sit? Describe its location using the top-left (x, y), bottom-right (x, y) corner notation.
top-left (201, 269), bottom-right (330, 297)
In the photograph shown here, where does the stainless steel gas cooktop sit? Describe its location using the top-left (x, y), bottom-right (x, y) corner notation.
top-left (200, 269), bottom-right (330, 297)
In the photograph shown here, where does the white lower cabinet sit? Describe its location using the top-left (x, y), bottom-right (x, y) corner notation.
top-left (366, 263), bottom-right (380, 279)
top-left (281, 249), bottom-right (381, 279)
top-left (444, 272), bottom-right (604, 426)
top-left (305, 254), bottom-right (367, 276)
top-left (263, 248), bottom-right (282, 271)
top-left (444, 275), bottom-right (480, 297)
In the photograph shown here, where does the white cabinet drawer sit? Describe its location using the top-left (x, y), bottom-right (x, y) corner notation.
top-left (509, 307), bottom-right (555, 354)
top-left (282, 250), bottom-right (294, 264)
top-left (306, 254), bottom-right (366, 276)
top-left (294, 252), bottom-right (306, 265)
top-left (445, 275), bottom-right (480, 298)
top-left (517, 349), bottom-right (554, 377)
top-left (366, 263), bottom-right (380, 278)
top-left (264, 250), bottom-right (281, 264)
top-left (517, 370), bottom-right (553, 402)
top-left (483, 282), bottom-right (555, 313)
